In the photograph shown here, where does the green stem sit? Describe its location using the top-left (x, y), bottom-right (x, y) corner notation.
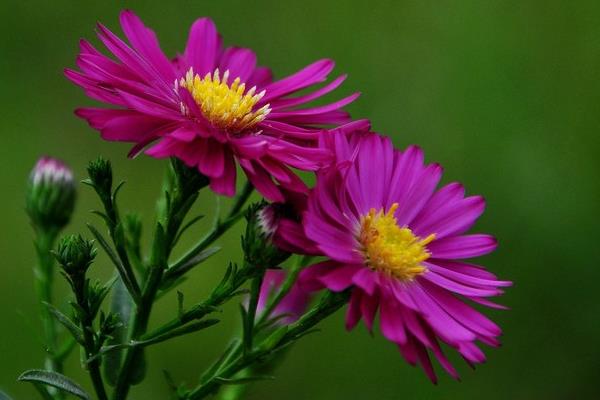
top-left (73, 277), bottom-right (108, 400)
top-left (112, 205), bottom-right (184, 399)
top-left (99, 189), bottom-right (141, 302)
top-left (113, 165), bottom-right (222, 400)
top-left (169, 182), bottom-right (253, 272)
top-left (188, 291), bottom-right (350, 399)
top-left (33, 229), bottom-right (65, 399)
top-left (256, 258), bottom-right (308, 327)
top-left (243, 273), bottom-right (265, 354)
top-left (144, 262), bottom-right (249, 343)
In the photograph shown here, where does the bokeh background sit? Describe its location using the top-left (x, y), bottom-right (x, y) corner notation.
top-left (1, 0), bottom-right (599, 399)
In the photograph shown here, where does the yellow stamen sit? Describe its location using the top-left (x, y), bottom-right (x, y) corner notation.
top-left (178, 67), bottom-right (271, 131)
top-left (358, 203), bottom-right (435, 281)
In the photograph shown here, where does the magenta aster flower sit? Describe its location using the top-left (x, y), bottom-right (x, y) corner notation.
top-left (257, 269), bottom-right (312, 324)
top-left (285, 131), bottom-right (511, 382)
top-left (66, 10), bottom-right (362, 201)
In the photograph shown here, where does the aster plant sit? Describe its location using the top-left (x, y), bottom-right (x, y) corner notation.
top-left (15, 9), bottom-right (510, 400)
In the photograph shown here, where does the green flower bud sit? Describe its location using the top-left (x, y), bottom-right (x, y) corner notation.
top-left (86, 157), bottom-right (113, 197)
top-left (54, 234), bottom-right (97, 275)
top-left (243, 202), bottom-right (291, 268)
top-left (26, 157), bottom-right (76, 231)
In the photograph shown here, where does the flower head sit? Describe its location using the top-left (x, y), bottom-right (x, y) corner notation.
top-left (66, 10), bottom-right (365, 201)
top-left (286, 131), bottom-right (511, 382)
top-left (26, 157), bottom-right (76, 231)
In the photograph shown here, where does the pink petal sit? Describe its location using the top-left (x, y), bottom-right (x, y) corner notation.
top-left (119, 10), bottom-right (176, 82)
top-left (261, 59), bottom-right (335, 103)
top-left (184, 18), bottom-right (221, 75)
top-left (219, 47), bottom-right (257, 83)
top-left (428, 234), bottom-right (498, 259)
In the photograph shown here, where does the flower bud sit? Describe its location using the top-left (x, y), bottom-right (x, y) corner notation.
top-left (26, 157), bottom-right (76, 231)
top-left (54, 234), bottom-right (97, 275)
top-left (86, 157), bottom-right (113, 197)
top-left (243, 202), bottom-right (291, 268)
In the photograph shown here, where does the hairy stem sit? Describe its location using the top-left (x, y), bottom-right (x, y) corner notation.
top-left (188, 290), bottom-right (350, 399)
top-left (77, 288), bottom-right (108, 400)
top-left (33, 229), bottom-right (65, 399)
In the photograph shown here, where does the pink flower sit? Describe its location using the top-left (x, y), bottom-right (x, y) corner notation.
top-left (66, 10), bottom-right (364, 201)
top-left (284, 130), bottom-right (511, 382)
top-left (257, 269), bottom-right (312, 324)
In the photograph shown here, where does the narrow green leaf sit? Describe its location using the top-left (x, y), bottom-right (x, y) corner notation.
top-left (157, 276), bottom-right (188, 299)
top-left (18, 370), bottom-right (91, 400)
top-left (104, 277), bottom-right (132, 386)
top-left (177, 291), bottom-right (184, 319)
top-left (214, 375), bottom-right (274, 385)
top-left (111, 180), bottom-right (126, 204)
top-left (90, 210), bottom-right (111, 225)
top-left (200, 339), bottom-right (241, 384)
top-left (164, 246), bottom-right (221, 282)
top-left (151, 223), bottom-right (167, 267)
top-left (173, 214), bottom-right (204, 245)
top-left (140, 319), bottom-right (220, 346)
top-left (43, 302), bottom-right (84, 345)
top-left (87, 223), bottom-right (139, 301)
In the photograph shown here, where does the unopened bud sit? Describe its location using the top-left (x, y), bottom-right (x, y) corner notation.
top-left (86, 157), bottom-right (113, 197)
top-left (54, 234), bottom-right (96, 275)
top-left (243, 202), bottom-right (290, 267)
top-left (26, 157), bottom-right (76, 231)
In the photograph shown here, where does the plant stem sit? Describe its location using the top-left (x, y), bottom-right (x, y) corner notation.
top-left (144, 263), bottom-right (250, 343)
top-left (256, 258), bottom-right (308, 327)
top-left (33, 229), bottom-right (65, 399)
top-left (114, 163), bottom-right (228, 400)
top-left (112, 196), bottom-right (186, 399)
top-left (113, 171), bottom-right (252, 400)
top-left (169, 182), bottom-right (253, 272)
top-left (243, 273), bottom-right (265, 355)
top-left (187, 290), bottom-right (350, 399)
top-left (72, 277), bottom-right (108, 400)
top-left (97, 185), bottom-right (141, 302)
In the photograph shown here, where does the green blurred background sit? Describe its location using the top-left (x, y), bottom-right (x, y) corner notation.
top-left (1, 0), bottom-right (599, 398)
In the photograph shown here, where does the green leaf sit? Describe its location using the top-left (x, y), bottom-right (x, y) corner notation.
top-left (214, 375), bottom-right (274, 385)
top-left (173, 214), bottom-right (204, 245)
top-left (0, 389), bottom-right (14, 400)
top-left (150, 223), bottom-right (167, 267)
top-left (129, 352), bottom-right (147, 386)
top-left (177, 291), bottom-right (184, 319)
top-left (87, 223), bottom-right (139, 301)
top-left (140, 319), bottom-right (220, 346)
top-left (111, 180), bottom-right (126, 204)
top-left (18, 370), bottom-right (91, 400)
top-left (104, 277), bottom-right (132, 386)
top-left (44, 302), bottom-right (84, 345)
top-left (200, 339), bottom-right (241, 384)
top-left (164, 247), bottom-right (221, 283)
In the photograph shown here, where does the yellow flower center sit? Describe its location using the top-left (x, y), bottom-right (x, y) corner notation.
top-left (358, 203), bottom-right (435, 281)
top-left (178, 68), bottom-right (271, 131)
